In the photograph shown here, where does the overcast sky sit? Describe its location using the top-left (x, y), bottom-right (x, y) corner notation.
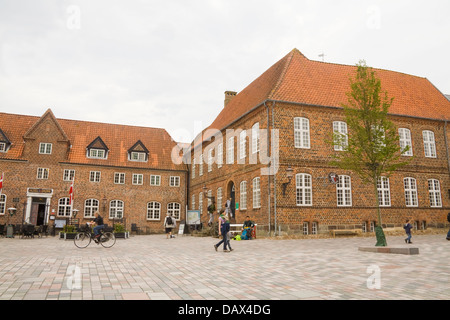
top-left (1, 0), bottom-right (449, 143)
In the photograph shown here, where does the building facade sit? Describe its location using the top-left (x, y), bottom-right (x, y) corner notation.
top-left (1, 49), bottom-right (449, 235)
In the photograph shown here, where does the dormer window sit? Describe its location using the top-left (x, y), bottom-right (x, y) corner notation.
top-left (0, 128), bottom-right (12, 153)
top-left (86, 136), bottom-right (109, 159)
top-left (128, 140), bottom-right (149, 162)
top-left (0, 142), bottom-right (6, 153)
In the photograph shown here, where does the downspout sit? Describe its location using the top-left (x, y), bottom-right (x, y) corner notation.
top-left (445, 121), bottom-right (450, 178)
top-left (264, 100), bottom-right (271, 235)
top-left (271, 101), bottom-right (277, 236)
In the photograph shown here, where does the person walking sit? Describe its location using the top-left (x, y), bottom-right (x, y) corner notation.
top-left (404, 219), bottom-right (413, 244)
top-left (214, 213), bottom-right (230, 252)
top-left (164, 213), bottom-right (176, 239)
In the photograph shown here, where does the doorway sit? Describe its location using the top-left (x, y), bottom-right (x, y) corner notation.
top-left (30, 198), bottom-right (47, 225)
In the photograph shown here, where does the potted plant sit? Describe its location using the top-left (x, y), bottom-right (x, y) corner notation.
top-left (113, 223), bottom-right (129, 239)
top-left (60, 224), bottom-right (77, 240)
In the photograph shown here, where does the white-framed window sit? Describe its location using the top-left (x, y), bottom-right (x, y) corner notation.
top-left (302, 222), bottom-right (309, 235)
top-left (428, 179), bottom-right (442, 208)
top-left (199, 154), bottom-right (204, 176)
top-left (88, 148), bottom-right (106, 159)
top-left (84, 199), bottom-right (99, 218)
top-left (191, 194), bottom-right (195, 210)
top-left (168, 202), bottom-right (181, 220)
top-left (252, 122), bottom-right (260, 154)
top-left (208, 148), bottom-right (213, 172)
top-left (37, 168), bottom-right (49, 180)
top-left (217, 187), bottom-right (223, 210)
top-left (0, 194), bottom-right (6, 215)
top-left (370, 221), bottom-right (375, 232)
top-left (109, 200), bottom-right (124, 219)
top-left (377, 176), bottom-right (391, 207)
top-left (207, 190), bottom-right (212, 207)
top-left (170, 176), bottom-right (180, 187)
top-left (147, 201), bottom-right (161, 220)
top-left (150, 175), bottom-right (161, 186)
top-left (333, 121), bottom-right (348, 151)
top-left (336, 175), bottom-right (352, 206)
top-left (39, 142), bottom-right (52, 154)
top-left (240, 181), bottom-right (247, 210)
top-left (253, 177), bottom-right (261, 208)
top-left (217, 143), bottom-right (223, 168)
top-left (227, 137), bottom-right (234, 164)
top-left (311, 222), bottom-right (318, 235)
top-left (63, 169), bottom-right (75, 181)
top-left (58, 197), bottom-right (71, 217)
top-left (130, 151), bottom-right (147, 162)
top-left (294, 117), bottom-right (310, 149)
top-left (362, 221), bottom-right (368, 233)
top-left (90, 171), bottom-right (101, 182)
top-left (399, 128), bottom-right (413, 156)
top-left (0, 142), bottom-right (7, 153)
top-left (423, 130), bottom-right (436, 158)
top-left (404, 177), bottom-right (418, 207)
top-left (192, 158), bottom-right (196, 179)
top-left (199, 192), bottom-right (203, 215)
top-left (114, 172), bottom-right (125, 184)
top-left (132, 173), bottom-right (143, 185)
top-left (239, 130), bottom-right (247, 159)
top-left (296, 173), bottom-right (312, 206)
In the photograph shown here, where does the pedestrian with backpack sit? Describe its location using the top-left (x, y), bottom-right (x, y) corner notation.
top-left (446, 212), bottom-right (450, 241)
top-left (164, 213), bottom-right (176, 239)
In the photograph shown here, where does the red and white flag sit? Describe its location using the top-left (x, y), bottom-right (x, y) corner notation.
top-left (0, 172), bottom-right (3, 195)
top-left (69, 178), bottom-right (74, 205)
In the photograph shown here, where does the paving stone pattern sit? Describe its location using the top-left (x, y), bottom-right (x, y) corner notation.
top-left (0, 234), bottom-right (448, 300)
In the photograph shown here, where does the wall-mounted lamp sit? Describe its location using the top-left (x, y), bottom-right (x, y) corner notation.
top-left (282, 166), bottom-right (294, 196)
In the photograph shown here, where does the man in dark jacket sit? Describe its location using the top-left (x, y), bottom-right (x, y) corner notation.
top-left (92, 211), bottom-right (104, 239)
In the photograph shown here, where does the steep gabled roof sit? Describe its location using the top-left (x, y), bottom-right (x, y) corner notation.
top-left (128, 140), bottom-right (149, 154)
top-left (87, 136), bottom-right (109, 151)
top-left (0, 128), bottom-right (11, 144)
top-left (203, 49), bottom-right (450, 142)
top-left (23, 108), bottom-right (69, 142)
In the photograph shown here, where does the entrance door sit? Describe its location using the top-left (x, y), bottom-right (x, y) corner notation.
top-left (36, 204), bottom-right (46, 226)
top-left (30, 198), bottom-right (47, 225)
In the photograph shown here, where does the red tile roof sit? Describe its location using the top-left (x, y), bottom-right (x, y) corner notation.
top-left (0, 110), bottom-right (185, 171)
top-left (204, 48), bottom-right (450, 140)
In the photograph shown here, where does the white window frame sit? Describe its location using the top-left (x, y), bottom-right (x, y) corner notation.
top-left (150, 175), bottom-right (161, 186)
top-left (0, 194), bottom-right (6, 215)
top-left (399, 128), bottom-right (413, 156)
top-left (239, 130), bottom-right (247, 159)
top-left (311, 222), bottom-right (318, 235)
top-left (191, 194), bottom-right (195, 210)
top-left (217, 143), bottom-right (223, 168)
top-left (336, 175), bottom-right (352, 207)
top-left (423, 130), bottom-right (436, 158)
top-left (253, 177), bottom-right (261, 209)
top-left (147, 201), bottom-right (161, 220)
top-left (84, 199), bottom-right (99, 218)
top-left (58, 197), bottom-right (71, 217)
top-left (168, 202), bottom-right (181, 220)
top-left (240, 181), bottom-right (247, 210)
top-left (404, 177), bottom-right (418, 207)
top-left (37, 168), bottom-right (49, 180)
top-left (294, 117), bottom-right (310, 149)
top-left (296, 173), bottom-right (312, 206)
top-left (377, 176), bottom-right (391, 207)
top-left (217, 187), bottom-right (223, 210)
top-left (170, 176), bottom-right (180, 187)
top-left (199, 154), bottom-right (203, 176)
top-left (252, 122), bottom-right (260, 154)
top-left (63, 169), bottom-right (75, 181)
top-left (109, 200), bottom-right (124, 219)
top-left (208, 149), bottom-right (213, 172)
top-left (88, 148), bottom-right (106, 159)
top-left (199, 192), bottom-right (203, 215)
top-left (428, 179), bottom-right (442, 208)
top-left (302, 222), bottom-right (309, 235)
top-left (132, 173), bottom-right (143, 185)
top-left (333, 121), bottom-right (348, 151)
top-left (0, 142), bottom-right (6, 153)
top-left (192, 158), bottom-right (196, 179)
top-left (114, 172), bottom-right (125, 184)
top-left (89, 171), bottom-right (101, 182)
top-left (227, 137), bottom-right (234, 164)
top-left (130, 151), bottom-right (147, 162)
top-left (39, 142), bottom-right (52, 154)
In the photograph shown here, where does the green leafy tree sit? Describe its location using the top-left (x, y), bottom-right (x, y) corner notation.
top-left (331, 61), bottom-right (411, 246)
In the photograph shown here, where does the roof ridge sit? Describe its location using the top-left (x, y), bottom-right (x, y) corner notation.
top-left (268, 49), bottom-right (303, 99)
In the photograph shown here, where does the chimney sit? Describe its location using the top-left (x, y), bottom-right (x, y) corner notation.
top-left (224, 91), bottom-right (237, 107)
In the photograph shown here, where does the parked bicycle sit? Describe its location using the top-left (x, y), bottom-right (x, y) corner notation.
top-left (74, 223), bottom-right (116, 248)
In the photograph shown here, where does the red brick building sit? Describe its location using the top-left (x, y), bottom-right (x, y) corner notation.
top-left (189, 49), bottom-right (450, 234)
top-left (1, 49), bottom-right (449, 236)
top-left (0, 109), bottom-right (187, 232)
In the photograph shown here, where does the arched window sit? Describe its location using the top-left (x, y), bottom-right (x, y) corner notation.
top-left (240, 181), bottom-right (247, 210)
top-left (252, 123), bottom-right (260, 154)
top-left (294, 117), bottom-right (310, 149)
top-left (58, 197), bottom-right (71, 217)
top-left (336, 175), bottom-right (352, 207)
top-left (110, 200), bottom-right (124, 219)
top-left (168, 202), bottom-right (181, 220)
top-left (296, 173), bottom-right (312, 206)
top-left (147, 202), bottom-right (161, 220)
top-left (84, 199), bottom-right (99, 218)
top-left (253, 177), bottom-right (261, 208)
top-left (404, 177), bottom-right (418, 207)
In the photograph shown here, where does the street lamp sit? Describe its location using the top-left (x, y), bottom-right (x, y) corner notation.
top-left (282, 166), bottom-right (294, 196)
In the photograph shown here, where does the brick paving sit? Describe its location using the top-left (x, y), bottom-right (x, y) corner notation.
top-left (0, 233), bottom-right (448, 300)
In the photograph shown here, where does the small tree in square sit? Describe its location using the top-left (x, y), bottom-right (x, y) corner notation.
top-left (330, 61), bottom-right (411, 246)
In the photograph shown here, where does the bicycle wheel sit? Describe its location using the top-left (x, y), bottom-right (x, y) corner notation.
top-left (74, 232), bottom-right (91, 248)
top-left (100, 232), bottom-right (116, 248)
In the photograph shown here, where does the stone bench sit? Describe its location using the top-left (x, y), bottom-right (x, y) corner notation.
top-left (330, 229), bottom-right (361, 237)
